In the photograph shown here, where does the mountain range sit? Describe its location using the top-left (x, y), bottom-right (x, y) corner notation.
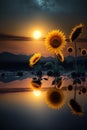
top-left (0, 52), bottom-right (87, 70)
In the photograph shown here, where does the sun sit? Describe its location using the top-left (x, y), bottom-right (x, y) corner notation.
top-left (33, 30), bottom-right (41, 39)
top-left (33, 90), bottom-right (41, 96)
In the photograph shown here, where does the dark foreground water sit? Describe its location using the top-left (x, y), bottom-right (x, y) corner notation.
top-left (0, 71), bottom-right (87, 130)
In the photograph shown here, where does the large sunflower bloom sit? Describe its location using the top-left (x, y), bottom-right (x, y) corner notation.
top-left (56, 51), bottom-right (64, 62)
top-left (81, 49), bottom-right (87, 56)
top-left (29, 52), bottom-right (41, 67)
top-left (69, 23), bottom-right (84, 42)
top-left (30, 80), bottom-right (42, 90)
top-left (45, 88), bottom-right (65, 109)
top-left (68, 99), bottom-right (83, 116)
top-left (45, 30), bottom-right (66, 53)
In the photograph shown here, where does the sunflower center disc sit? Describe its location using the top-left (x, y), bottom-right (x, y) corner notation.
top-left (50, 91), bottom-right (61, 103)
top-left (82, 50), bottom-right (86, 55)
top-left (68, 48), bottom-right (72, 52)
top-left (50, 38), bottom-right (61, 48)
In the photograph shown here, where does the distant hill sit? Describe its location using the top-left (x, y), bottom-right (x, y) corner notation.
top-left (0, 52), bottom-right (55, 63)
top-left (0, 52), bottom-right (30, 62)
top-left (0, 52), bottom-right (87, 70)
top-left (0, 52), bottom-right (87, 63)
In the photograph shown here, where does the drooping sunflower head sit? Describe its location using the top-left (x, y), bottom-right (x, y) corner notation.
top-left (30, 80), bottom-right (42, 90)
top-left (81, 49), bottom-right (87, 56)
top-left (56, 78), bottom-right (63, 89)
top-left (67, 46), bottom-right (74, 53)
top-left (45, 88), bottom-right (65, 109)
top-left (56, 51), bottom-right (64, 62)
top-left (68, 99), bottom-right (83, 116)
top-left (67, 85), bottom-right (73, 91)
top-left (69, 23), bottom-right (84, 42)
top-left (45, 30), bottom-right (66, 53)
top-left (29, 52), bottom-right (41, 67)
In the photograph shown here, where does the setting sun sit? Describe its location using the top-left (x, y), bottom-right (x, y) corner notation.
top-left (33, 90), bottom-right (41, 96)
top-left (33, 30), bottom-right (41, 39)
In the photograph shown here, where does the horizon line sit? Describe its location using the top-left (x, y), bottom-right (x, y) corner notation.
top-left (0, 33), bottom-right (87, 42)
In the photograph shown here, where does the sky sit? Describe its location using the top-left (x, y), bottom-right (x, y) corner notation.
top-left (0, 0), bottom-right (87, 56)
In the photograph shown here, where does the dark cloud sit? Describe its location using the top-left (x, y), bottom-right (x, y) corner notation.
top-left (0, 33), bottom-right (32, 41)
top-left (0, 0), bottom-right (87, 36)
top-left (0, 88), bottom-right (31, 93)
top-left (0, 33), bottom-right (44, 41)
top-left (0, 33), bottom-right (87, 42)
top-left (0, 0), bottom-right (87, 16)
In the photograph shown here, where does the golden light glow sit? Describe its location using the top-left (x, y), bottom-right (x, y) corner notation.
top-left (33, 90), bottom-right (41, 96)
top-left (33, 30), bottom-right (41, 39)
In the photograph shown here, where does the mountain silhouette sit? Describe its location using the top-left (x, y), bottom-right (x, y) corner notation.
top-left (0, 52), bottom-right (87, 70)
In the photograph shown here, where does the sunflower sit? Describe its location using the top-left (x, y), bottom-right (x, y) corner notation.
top-left (56, 51), bottom-right (64, 62)
top-left (81, 49), bottom-right (87, 56)
top-left (81, 87), bottom-right (87, 94)
top-left (30, 80), bottom-right (42, 90)
top-left (67, 46), bottom-right (74, 53)
top-left (67, 85), bottom-right (73, 91)
top-left (56, 78), bottom-right (63, 89)
top-left (68, 99), bottom-right (83, 116)
top-left (45, 88), bottom-right (65, 109)
top-left (45, 30), bottom-right (66, 53)
top-left (29, 52), bottom-right (41, 67)
top-left (69, 23), bottom-right (84, 42)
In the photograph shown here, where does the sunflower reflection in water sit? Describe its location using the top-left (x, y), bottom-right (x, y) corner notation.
top-left (45, 88), bottom-right (66, 109)
top-left (30, 80), bottom-right (42, 91)
top-left (30, 79), bottom-right (42, 97)
top-left (81, 49), bottom-right (87, 56)
top-left (68, 99), bottom-right (83, 116)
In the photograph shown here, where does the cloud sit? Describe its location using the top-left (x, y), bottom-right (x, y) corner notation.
top-left (0, 33), bottom-right (32, 41)
top-left (0, 88), bottom-right (31, 93)
top-left (0, 0), bottom-right (87, 16)
top-left (0, 33), bottom-right (45, 41)
top-left (0, 0), bottom-right (87, 37)
top-left (0, 33), bottom-right (87, 42)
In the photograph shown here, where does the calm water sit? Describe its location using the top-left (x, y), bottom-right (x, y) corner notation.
top-left (0, 72), bottom-right (87, 130)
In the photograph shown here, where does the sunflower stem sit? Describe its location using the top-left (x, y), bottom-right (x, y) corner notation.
top-left (54, 54), bottom-right (57, 88)
top-left (74, 42), bottom-right (77, 101)
top-left (74, 84), bottom-right (77, 101)
top-left (74, 42), bottom-right (78, 72)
